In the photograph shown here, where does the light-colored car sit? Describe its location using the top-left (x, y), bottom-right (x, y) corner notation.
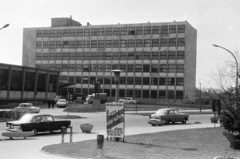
top-left (54, 95), bottom-right (63, 102)
top-left (56, 99), bottom-right (68, 108)
top-left (118, 97), bottom-right (138, 104)
top-left (148, 108), bottom-right (189, 126)
top-left (14, 103), bottom-right (40, 113)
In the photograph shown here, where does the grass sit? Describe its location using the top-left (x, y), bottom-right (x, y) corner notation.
top-left (42, 127), bottom-right (240, 159)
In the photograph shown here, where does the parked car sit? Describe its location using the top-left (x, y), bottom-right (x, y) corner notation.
top-left (148, 108), bottom-right (189, 126)
top-left (15, 103), bottom-right (40, 113)
top-left (6, 113), bottom-right (71, 135)
top-left (56, 99), bottom-right (68, 108)
top-left (86, 93), bottom-right (107, 104)
top-left (118, 97), bottom-right (138, 104)
top-left (54, 95), bottom-right (63, 102)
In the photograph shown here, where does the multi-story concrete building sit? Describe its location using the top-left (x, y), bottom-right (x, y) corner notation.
top-left (22, 17), bottom-right (197, 103)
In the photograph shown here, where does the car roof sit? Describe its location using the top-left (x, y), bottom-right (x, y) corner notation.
top-left (157, 108), bottom-right (179, 111)
top-left (23, 113), bottom-right (52, 117)
top-left (19, 103), bottom-right (32, 105)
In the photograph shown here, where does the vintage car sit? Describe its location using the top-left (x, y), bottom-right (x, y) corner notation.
top-left (6, 113), bottom-right (71, 135)
top-left (56, 99), bottom-right (68, 108)
top-left (148, 108), bottom-right (189, 126)
top-left (118, 97), bottom-right (138, 104)
top-left (15, 103), bottom-right (40, 113)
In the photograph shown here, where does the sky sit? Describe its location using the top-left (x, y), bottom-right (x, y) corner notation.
top-left (0, 0), bottom-right (239, 89)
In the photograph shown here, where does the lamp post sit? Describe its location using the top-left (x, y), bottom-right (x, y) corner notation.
top-left (111, 69), bottom-right (123, 102)
top-left (0, 24), bottom-right (9, 30)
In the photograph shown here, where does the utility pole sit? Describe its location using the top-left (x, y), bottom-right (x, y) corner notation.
top-left (199, 82), bottom-right (202, 113)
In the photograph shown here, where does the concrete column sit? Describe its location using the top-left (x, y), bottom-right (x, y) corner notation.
top-left (45, 71), bottom-right (50, 99)
top-left (34, 69), bottom-right (39, 99)
top-left (7, 66), bottom-right (12, 99)
top-left (21, 67), bottom-right (26, 100)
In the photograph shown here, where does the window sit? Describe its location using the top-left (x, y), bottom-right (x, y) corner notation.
top-left (76, 64), bottom-right (82, 72)
top-left (159, 64), bottom-right (167, 73)
top-left (49, 64), bottom-right (55, 70)
top-left (104, 76), bottom-right (111, 84)
top-left (143, 77), bottom-right (150, 85)
top-left (69, 41), bottom-right (76, 48)
top-left (135, 64), bottom-right (142, 72)
top-left (112, 52), bottom-right (119, 60)
top-left (43, 30), bottom-right (49, 37)
top-left (84, 41), bottom-right (90, 48)
top-left (56, 53), bottom-right (62, 60)
top-left (176, 78), bottom-right (184, 86)
top-left (151, 77), bottom-right (158, 85)
top-left (144, 39), bottom-right (151, 47)
top-left (62, 53), bottom-right (69, 60)
top-left (37, 30), bottom-right (43, 37)
top-left (63, 41), bottom-right (69, 48)
top-left (168, 64), bottom-right (175, 73)
top-left (178, 25), bottom-right (185, 33)
top-left (143, 90), bottom-right (149, 98)
top-left (159, 91), bottom-right (166, 99)
top-left (50, 30), bottom-right (56, 37)
top-left (127, 77), bottom-right (134, 85)
top-left (69, 53), bottom-right (76, 60)
top-left (121, 27), bottom-right (128, 35)
top-left (69, 64), bottom-right (75, 72)
top-left (25, 72), bottom-right (35, 91)
top-left (106, 28), bottom-right (112, 36)
top-left (161, 25), bottom-right (168, 35)
top-left (143, 52), bottom-right (150, 60)
top-left (119, 89), bottom-right (125, 97)
top-left (70, 29), bottom-right (76, 37)
top-left (56, 41), bottom-right (62, 48)
top-left (91, 40), bottom-right (97, 48)
top-left (76, 76), bottom-right (82, 84)
top-left (177, 64), bottom-right (184, 73)
top-left (136, 39), bottom-right (143, 47)
top-left (91, 28), bottom-right (98, 36)
top-left (169, 38), bottom-right (176, 46)
top-left (128, 39), bottom-right (135, 47)
top-left (119, 77), bottom-right (126, 85)
top-left (36, 53), bottom-right (42, 60)
top-left (83, 53), bottom-right (90, 60)
top-left (127, 65), bottom-right (134, 72)
top-left (90, 65), bottom-right (97, 72)
top-left (49, 41), bottom-right (55, 49)
top-left (160, 39), bottom-right (168, 47)
top-left (113, 40), bottom-right (120, 48)
top-left (98, 52), bottom-right (105, 60)
top-left (98, 64), bottom-right (105, 72)
top-left (105, 52), bottom-right (111, 60)
top-left (128, 52), bottom-right (135, 60)
top-left (167, 78), bottom-right (175, 85)
top-left (176, 91), bottom-right (183, 99)
top-left (105, 64), bottom-right (111, 72)
top-left (152, 52), bottom-right (159, 60)
top-left (76, 53), bottom-right (83, 60)
top-left (36, 42), bottom-right (42, 49)
top-left (135, 77), bottom-right (141, 85)
top-left (152, 39), bottom-right (159, 47)
top-left (128, 27), bottom-right (135, 35)
top-left (135, 52), bottom-right (142, 60)
top-left (55, 64), bottom-right (62, 71)
top-left (135, 90), bottom-right (141, 98)
top-left (167, 91), bottom-right (174, 99)
top-left (83, 64), bottom-right (90, 72)
top-left (151, 90), bottom-right (157, 98)
top-left (152, 26), bottom-right (160, 34)
top-left (106, 40), bottom-right (112, 48)
top-left (90, 52), bottom-right (97, 60)
top-left (168, 51), bottom-right (176, 60)
top-left (84, 29), bottom-right (90, 36)
top-left (98, 28), bottom-right (105, 36)
top-left (144, 26), bottom-right (151, 35)
top-left (120, 52), bottom-right (127, 60)
top-left (0, 69), bottom-right (8, 90)
top-left (120, 64), bottom-right (127, 72)
top-left (42, 53), bottom-right (48, 60)
top-left (36, 64), bottom-right (41, 68)
top-left (177, 51), bottom-right (184, 59)
top-left (42, 64), bottom-right (48, 69)
top-left (136, 27), bottom-right (143, 35)
top-left (177, 38), bottom-right (185, 46)
top-left (160, 51), bottom-right (167, 60)
top-left (159, 78), bottom-right (166, 85)
top-left (77, 29), bottom-right (83, 36)
top-left (113, 28), bottom-right (120, 35)
top-left (56, 30), bottom-right (62, 37)
top-left (37, 73), bottom-right (46, 92)
top-left (62, 64), bottom-right (68, 72)
top-left (121, 40), bottom-right (127, 48)
top-left (98, 40), bottom-right (105, 48)
top-left (143, 65), bottom-right (150, 72)
top-left (151, 64), bottom-right (158, 72)
top-left (169, 25), bottom-right (176, 34)
top-left (77, 41), bottom-right (83, 48)
top-left (63, 29), bottom-right (69, 37)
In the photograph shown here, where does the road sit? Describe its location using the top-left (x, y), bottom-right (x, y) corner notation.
top-left (0, 108), bottom-right (218, 159)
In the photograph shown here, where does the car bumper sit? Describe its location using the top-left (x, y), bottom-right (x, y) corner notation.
top-left (56, 104), bottom-right (68, 107)
top-left (148, 119), bottom-right (166, 125)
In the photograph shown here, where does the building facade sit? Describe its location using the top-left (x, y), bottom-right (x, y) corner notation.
top-left (22, 18), bottom-right (197, 103)
top-left (0, 63), bottom-right (59, 102)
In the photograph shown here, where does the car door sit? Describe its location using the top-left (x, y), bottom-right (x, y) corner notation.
top-left (34, 116), bottom-right (49, 131)
top-left (173, 110), bottom-right (182, 122)
top-left (167, 110), bottom-right (175, 122)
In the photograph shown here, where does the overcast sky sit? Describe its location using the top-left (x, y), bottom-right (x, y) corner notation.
top-left (0, 0), bottom-right (239, 88)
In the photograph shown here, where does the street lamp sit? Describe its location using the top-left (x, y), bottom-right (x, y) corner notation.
top-left (111, 69), bottom-right (123, 102)
top-left (0, 24), bottom-right (9, 30)
top-left (213, 44), bottom-right (239, 90)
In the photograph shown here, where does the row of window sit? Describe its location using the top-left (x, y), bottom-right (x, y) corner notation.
top-left (36, 51), bottom-right (185, 61)
top-left (36, 25), bottom-right (185, 38)
top-left (60, 75), bottom-right (184, 86)
top-left (61, 87), bottom-right (184, 99)
top-left (0, 69), bottom-right (57, 92)
top-left (36, 38), bottom-right (185, 49)
top-left (37, 64), bottom-right (184, 73)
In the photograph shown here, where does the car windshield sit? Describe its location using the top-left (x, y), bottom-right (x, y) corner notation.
top-left (156, 109), bottom-right (167, 115)
top-left (58, 99), bottom-right (66, 102)
top-left (19, 114), bottom-right (33, 122)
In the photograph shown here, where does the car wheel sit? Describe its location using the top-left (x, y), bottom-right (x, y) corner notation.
top-left (165, 120), bottom-right (170, 125)
top-left (158, 124), bottom-right (162, 126)
top-left (182, 119), bottom-right (187, 124)
top-left (151, 124), bottom-right (156, 126)
top-left (32, 129), bottom-right (38, 135)
top-left (172, 122), bottom-right (175, 124)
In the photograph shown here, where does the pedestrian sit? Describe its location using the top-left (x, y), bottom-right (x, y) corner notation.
top-left (51, 99), bottom-right (55, 109)
top-left (47, 99), bottom-right (51, 109)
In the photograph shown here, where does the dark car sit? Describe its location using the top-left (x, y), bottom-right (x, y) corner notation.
top-left (148, 108), bottom-right (189, 126)
top-left (6, 113), bottom-right (71, 135)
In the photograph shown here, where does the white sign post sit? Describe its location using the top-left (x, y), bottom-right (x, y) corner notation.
top-left (106, 102), bottom-right (125, 142)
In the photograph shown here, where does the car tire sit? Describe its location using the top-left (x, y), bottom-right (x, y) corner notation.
top-left (182, 119), bottom-right (187, 124)
top-left (172, 122), bottom-right (175, 124)
top-left (151, 124), bottom-right (156, 126)
top-left (33, 129), bottom-right (38, 135)
top-left (165, 120), bottom-right (170, 125)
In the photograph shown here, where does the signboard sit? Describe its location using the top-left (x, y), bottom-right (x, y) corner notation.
top-left (106, 102), bottom-right (125, 140)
